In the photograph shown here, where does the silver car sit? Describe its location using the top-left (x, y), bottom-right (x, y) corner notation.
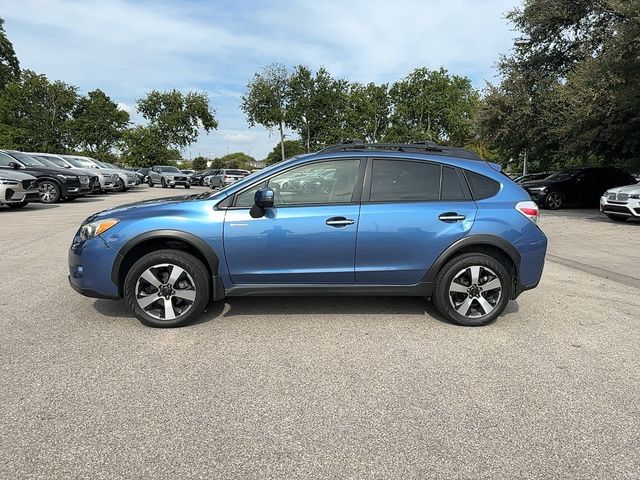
top-left (57, 155), bottom-right (119, 192)
top-left (148, 166), bottom-right (191, 188)
top-left (62, 155), bottom-right (135, 192)
top-left (208, 169), bottom-right (250, 189)
top-left (0, 169), bottom-right (40, 208)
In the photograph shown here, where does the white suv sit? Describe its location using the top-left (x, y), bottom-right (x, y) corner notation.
top-left (600, 184), bottom-right (640, 221)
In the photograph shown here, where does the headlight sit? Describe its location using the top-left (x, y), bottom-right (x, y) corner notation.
top-left (528, 186), bottom-right (547, 192)
top-left (56, 174), bottom-right (78, 180)
top-left (0, 177), bottom-right (19, 185)
top-left (80, 218), bottom-right (119, 241)
top-left (630, 194), bottom-right (640, 199)
top-left (166, 175), bottom-right (174, 180)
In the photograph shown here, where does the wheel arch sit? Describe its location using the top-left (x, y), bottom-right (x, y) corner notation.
top-left (111, 230), bottom-right (219, 297)
top-left (423, 235), bottom-right (521, 289)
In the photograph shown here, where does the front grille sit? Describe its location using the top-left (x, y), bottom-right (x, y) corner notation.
top-left (175, 176), bottom-right (186, 181)
top-left (21, 179), bottom-right (38, 189)
top-left (608, 193), bottom-right (617, 201)
top-left (602, 205), bottom-right (632, 214)
top-left (617, 193), bottom-right (629, 202)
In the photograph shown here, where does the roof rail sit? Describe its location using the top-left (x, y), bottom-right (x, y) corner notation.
top-left (319, 140), bottom-right (481, 160)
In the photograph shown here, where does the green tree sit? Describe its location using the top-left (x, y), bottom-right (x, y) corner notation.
top-left (344, 82), bottom-right (390, 143)
top-left (241, 64), bottom-right (290, 162)
top-left (0, 70), bottom-right (77, 151)
top-left (265, 139), bottom-right (305, 165)
top-left (70, 89), bottom-right (129, 154)
top-left (286, 66), bottom-right (350, 151)
top-left (136, 89), bottom-right (218, 149)
top-left (120, 126), bottom-right (180, 167)
top-left (387, 67), bottom-right (479, 146)
top-left (216, 152), bottom-right (255, 169)
top-left (0, 18), bottom-right (20, 89)
top-left (192, 156), bottom-right (207, 171)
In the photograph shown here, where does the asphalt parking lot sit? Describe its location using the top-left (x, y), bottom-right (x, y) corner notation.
top-left (1, 187), bottom-right (639, 479)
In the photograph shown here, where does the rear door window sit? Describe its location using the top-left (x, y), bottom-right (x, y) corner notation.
top-left (370, 160), bottom-right (440, 202)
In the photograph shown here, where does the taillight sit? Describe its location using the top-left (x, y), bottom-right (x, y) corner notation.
top-left (516, 201), bottom-right (540, 223)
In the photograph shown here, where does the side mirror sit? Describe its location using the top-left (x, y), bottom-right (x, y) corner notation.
top-left (255, 187), bottom-right (274, 208)
top-left (250, 187), bottom-right (274, 219)
top-left (9, 161), bottom-right (20, 170)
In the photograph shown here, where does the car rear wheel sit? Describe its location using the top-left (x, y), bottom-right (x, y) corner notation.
top-left (606, 214), bottom-right (628, 222)
top-left (432, 253), bottom-right (511, 327)
top-left (124, 250), bottom-right (210, 328)
top-left (544, 191), bottom-right (563, 210)
top-left (39, 180), bottom-right (61, 203)
top-left (147, 177), bottom-right (154, 187)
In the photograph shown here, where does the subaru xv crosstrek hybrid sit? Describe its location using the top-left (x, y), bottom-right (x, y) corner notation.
top-left (69, 142), bottom-right (547, 328)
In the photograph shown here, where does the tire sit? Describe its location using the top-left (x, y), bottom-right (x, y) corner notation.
top-left (161, 178), bottom-right (167, 188)
top-left (544, 191), bottom-right (563, 210)
top-left (114, 178), bottom-right (125, 192)
top-left (124, 249), bottom-right (210, 328)
top-left (185, 185), bottom-right (190, 189)
top-left (148, 178), bottom-right (154, 187)
top-left (432, 253), bottom-right (511, 327)
top-left (606, 214), bottom-right (628, 222)
top-left (7, 201), bottom-right (28, 209)
top-left (170, 185), bottom-right (176, 189)
top-left (38, 180), bottom-right (62, 203)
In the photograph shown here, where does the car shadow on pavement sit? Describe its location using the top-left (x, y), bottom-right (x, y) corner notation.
top-left (1, 203), bottom-right (60, 212)
top-left (92, 296), bottom-right (521, 327)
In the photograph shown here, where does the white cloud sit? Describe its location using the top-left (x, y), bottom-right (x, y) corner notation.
top-left (117, 102), bottom-right (133, 113)
top-left (223, 133), bottom-right (252, 143)
top-left (2, 0), bottom-right (519, 159)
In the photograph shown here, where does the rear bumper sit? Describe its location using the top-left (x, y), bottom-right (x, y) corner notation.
top-left (512, 225), bottom-right (548, 298)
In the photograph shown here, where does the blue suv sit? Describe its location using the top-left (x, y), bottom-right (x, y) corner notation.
top-left (69, 142), bottom-right (547, 327)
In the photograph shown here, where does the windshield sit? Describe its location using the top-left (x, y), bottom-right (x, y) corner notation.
top-left (546, 168), bottom-right (582, 181)
top-left (92, 160), bottom-right (110, 169)
top-left (8, 151), bottom-right (47, 167)
top-left (160, 166), bottom-right (181, 173)
top-left (36, 155), bottom-right (68, 168)
top-left (66, 156), bottom-right (97, 169)
top-left (225, 170), bottom-right (250, 176)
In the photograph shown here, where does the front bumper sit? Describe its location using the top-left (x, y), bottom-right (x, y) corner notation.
top-left (600, 196), bottom-right (640, 217)
top-left (68, 235), bottom-right (120, 299)
top-left (1, 185), bottom-right (40, 204)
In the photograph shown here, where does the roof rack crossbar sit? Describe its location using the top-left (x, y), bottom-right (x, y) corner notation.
top-left (319, 141), bottom-right (481, 160)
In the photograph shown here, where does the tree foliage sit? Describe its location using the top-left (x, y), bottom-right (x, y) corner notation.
top-left (192, 156), bottom-right (207, 171)
top-left (265, 139), bottom-right (305, 165)
top-left (0, 18), bottom-right (20, 89)
top-left (70, 89), bottom-right (129, 154)
top-left (478, 0), bottom-right (640, 172)
top-left (214, 152), bottom-right (255, 169)
top-left (0, 70), bottom-right (77, 152)
top-left (120, 126), bottom-right (181, 167)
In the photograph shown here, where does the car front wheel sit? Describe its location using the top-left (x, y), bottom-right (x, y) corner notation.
top-left (432, 253), bottom-right (511, 327)
top-left (124, 250), bottom-right (210, 328)
top-left (544, 191), bottom-right (563, 210)
top-left (39, 180), bottom-right (61, 203)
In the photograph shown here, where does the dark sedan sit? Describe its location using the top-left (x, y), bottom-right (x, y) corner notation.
top-left (522, 166), bottom-right (637, 210)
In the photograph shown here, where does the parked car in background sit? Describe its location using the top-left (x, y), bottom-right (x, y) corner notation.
top-left (30, 153), bottom-right (102, 193)
top-left (208, 169), bottom-right (250, 189)
top-left (136, 168), bottom-right (150, 184)
top-left (57, 155), bottom-right (119, 192)
top-left (191, 169), bottom-right (217, 186)
top-left (180, 169), bottom-right (198, 185)
top-left (62, 155), bottom-right (133, 192)
top-left (69, 141), bottom-right (547, 328)
top-left (147, 166), bottom-right (191, 188)
top-left (600, 183), bottom-right (640, 222)
top-left (522, 166), bottom-right (637, 209)
top-left (514, 172), bottom-right (552, 184)
top-left (0, 169), bottom-right (40, 208)
top-left (100, 161), bottom-right (139, 190)
top-left (0, 150), bottom-right (90, 203)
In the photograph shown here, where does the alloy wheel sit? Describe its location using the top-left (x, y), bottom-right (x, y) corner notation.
top-left (135, 263), bottom-right (196, 321)
top-left (448, 265), bottom-right (502, 318)
top-left (39, 182), bottom-right (59, 203)
top-left (546, 192), bottom-right (562, 209)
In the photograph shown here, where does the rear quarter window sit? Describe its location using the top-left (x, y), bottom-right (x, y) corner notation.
top-left (464, 170), bottom-right (500, 200)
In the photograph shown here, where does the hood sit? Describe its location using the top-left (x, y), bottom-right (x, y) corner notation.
top-left (0, 169), bottom-right (38, 181)
top-left (605, 183), bottom-right (640, 195)
top-left (88, 191), bottom-right (226, 222)
top-left (18, 165), bottom-right (74, 176)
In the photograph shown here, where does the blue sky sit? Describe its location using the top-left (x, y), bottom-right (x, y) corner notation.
top-left (3, 0), bottom-right (519, 160)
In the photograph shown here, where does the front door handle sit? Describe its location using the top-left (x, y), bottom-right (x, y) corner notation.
top-left (438, 212), bottom-right (466, 222)
top-left (326, 217), bottom-right (355, 227)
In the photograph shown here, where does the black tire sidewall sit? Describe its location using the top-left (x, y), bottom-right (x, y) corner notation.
top-left (124, 249), bottom-right (210, 328)
top-left (433, 253), bottom-right (511, 327)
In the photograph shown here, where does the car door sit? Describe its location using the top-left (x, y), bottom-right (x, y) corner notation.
top-left (224, 158), bottom-right (364, 284)
top-left (356, 159), bottom-right (477, 284)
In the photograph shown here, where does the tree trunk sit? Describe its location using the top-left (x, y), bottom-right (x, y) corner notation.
top-left (278, 121), bottom-right (286, 161)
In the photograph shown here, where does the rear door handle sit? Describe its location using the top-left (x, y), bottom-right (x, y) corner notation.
top-left (438, 212), bottom-right (466, 222)
top-left (326, 216), bottom-right (355, 227)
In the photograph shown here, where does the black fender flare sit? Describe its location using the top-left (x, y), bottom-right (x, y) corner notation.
top-left (422, 234), bottom-right (521, 284)
top-left (110, 229), bottom-right (220, 285)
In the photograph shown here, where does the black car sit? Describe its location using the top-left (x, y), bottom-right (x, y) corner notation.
top-left (191, 169), bottom-right (217, 186)
top-left (522, 166), bottom-right (637, 210)
top-left (136, 167), bottom-right (150, 183)
top-left (514, 172), bottom-right (552, 184)
top-left (0, 150), bottom-right (91, 203)
top-left (34, 155), bottom-right (102, 193)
